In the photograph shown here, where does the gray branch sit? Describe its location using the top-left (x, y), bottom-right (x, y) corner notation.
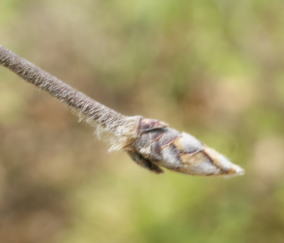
top-left (0, 45), bottom-right (244, 177)
top-left (0, 45), bottom-right (136, 136)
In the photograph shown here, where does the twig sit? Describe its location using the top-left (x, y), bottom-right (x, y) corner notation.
top-left (0, 45), bottom-right (244, 176)
top-left (0, 45), bottom-right (140, 151)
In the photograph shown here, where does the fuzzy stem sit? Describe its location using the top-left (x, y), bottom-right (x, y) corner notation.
top-left (0, 45), bottom-right (133, 135)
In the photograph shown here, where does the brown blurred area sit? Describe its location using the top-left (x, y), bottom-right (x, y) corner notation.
top-left (1, 0), bottom-right (284, 243)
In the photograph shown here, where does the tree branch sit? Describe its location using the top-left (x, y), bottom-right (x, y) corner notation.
top-left (0, 45), bottom-right (137, 135)
top-left (0, 45), bottom-right (244, 177)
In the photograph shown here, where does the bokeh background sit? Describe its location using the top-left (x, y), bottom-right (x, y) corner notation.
top-left (1, 0), bottom-right (284, 242)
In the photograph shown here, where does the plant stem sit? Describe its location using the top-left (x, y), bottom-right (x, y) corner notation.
top-left (0, 45), bottom-right (136, 136)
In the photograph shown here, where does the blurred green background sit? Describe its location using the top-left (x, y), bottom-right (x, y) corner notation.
top-left (1, 0), bottom-right (284, 242)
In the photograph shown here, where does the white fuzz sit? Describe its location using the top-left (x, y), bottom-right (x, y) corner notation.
top-left (75, 110), bottom-right (141, 152)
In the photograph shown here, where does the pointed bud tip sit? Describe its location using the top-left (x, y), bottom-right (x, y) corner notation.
top-left (203, 146), bottom-right (245, 177)
top-left (230, 164), bottom-right (245, 176)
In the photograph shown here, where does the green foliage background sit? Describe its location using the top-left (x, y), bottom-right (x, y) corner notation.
top-left (0, 0), bottom-right (284, 242)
